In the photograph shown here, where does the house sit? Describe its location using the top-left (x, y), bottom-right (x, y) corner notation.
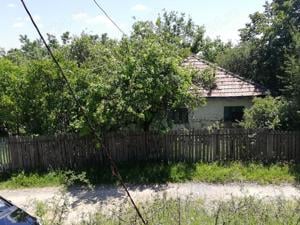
top-left (172, 55), bottom-right (267, 129)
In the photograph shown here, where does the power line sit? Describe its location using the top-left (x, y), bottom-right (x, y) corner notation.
top-left (92, 0), bottom-right (126, 36)
top-left (19, 1), bottom-right (146, 224)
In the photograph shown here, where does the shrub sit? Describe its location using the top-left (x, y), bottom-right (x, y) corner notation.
top-left (192, 67), bottom-right (217, 90)
top-left (240, 96), bottom-right (287, 129)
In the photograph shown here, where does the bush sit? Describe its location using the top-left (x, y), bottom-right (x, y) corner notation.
top-left (192, 67), bottom-right (217, 90)
top-left (240, 96), bottom-right (287, 129)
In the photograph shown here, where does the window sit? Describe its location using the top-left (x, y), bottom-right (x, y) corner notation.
top-left (170, 108), bottom-right (189, 124)
top-left (224, 106), bottom-right (245, 123)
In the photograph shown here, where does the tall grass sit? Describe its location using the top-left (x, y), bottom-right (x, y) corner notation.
top-left (0, 171), bottom-right (65, 189)
top-left (79, 196), bottom-right (300, 225)
top-left (36, 194), bottom-right (300, 225)
top-left (1, 162), bottom-right (299, 189)
top-left (83, 162), bottom-right (300, 185)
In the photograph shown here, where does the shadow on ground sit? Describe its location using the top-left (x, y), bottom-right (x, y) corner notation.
top-left (67, 183), bottom-right (170, 208)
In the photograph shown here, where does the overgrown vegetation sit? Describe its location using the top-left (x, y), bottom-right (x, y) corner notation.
top-left (240, 96), bottom-right (289, 129)
top-left (35, 193), bottom-right (300, 225)
top-left (0, 171), bottom-right (65, 189)
top-left (0, 11), bottom-right (229, 136)
top-left (0, 170), bottom-right (92, 189)
top-left (80, 197), bottom-right (300, 225)
top-left (192, 67), bottom-right (217, 90)
top-left (1, 0), bottom-right (299, 134)
top-left (217, 0), bottom-right (300, 129)
top-left (1, 0), bottom-right (299, 135)
top-left (1, 162), bottom-right (299, 189)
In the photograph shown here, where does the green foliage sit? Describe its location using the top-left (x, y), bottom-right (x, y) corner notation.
top-left (240, 96), bottom-right (288, 129)
top-left (19, 59), bottom-right (78, 134)
top-left (216, 42), bottom-right (253, 79)
top-left (3, 11), bottom-right (226, 134)
top-left (0, 171), bottom-right (65, 189)
top-left (155, 10), bottom-right (231, 61)
top-left (282, 32), bottom-right (300, 129)
top-left (192, 162), bottom-right (296, 184)
top-left (192, 67), bottom-right (217, 90)
top-left (0, 170), bottom-right (92, 189)
top-left (2, 4), bottom-right (299, 133)
top-left (0, 58), bottom-right (23, 134)
top-left (18, 34), bottom-right (47, 60)
top-left (217, 2), bottom-right (300, 130)
top-left (115, 25), bottom-right (201, 131)
top-left (217, 0), bottom-right (300, 96)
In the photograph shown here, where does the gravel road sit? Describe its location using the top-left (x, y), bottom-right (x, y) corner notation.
top-left (1, 183), bottom-right (299, 224)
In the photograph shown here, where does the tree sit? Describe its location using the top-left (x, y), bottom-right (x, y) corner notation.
top-left (0, 11), bottom-right (232, 135)
top-left (216, 43), bottom-right (253, 80)
top-left (61, 31), bottom-right (71, 45)
top-left (155, 10), bottom-right (231, 62)
top-left (282, 32), bottom-right (300, 129)
top-left (0, 58), bottom-right (23, 134)
top-left (76, 22), bottom-right (204, 132)
top-left (69, 33), bottom-right (99, 67)
top-left (116, 24), bottom-right (202, 131)
top-left (19, 35), bottom-right (47, 60)
top-left (8, 57), bottom-right (80, 135)
top-left (47, 33), bottom-right (59, 49)
top-left (217, 0), bottom-right (300, 130)
top-left (217, 0), bottom-right (300, 94)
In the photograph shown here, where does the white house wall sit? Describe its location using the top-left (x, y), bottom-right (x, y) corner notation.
top-left (175, 97), bottom-right (253, 129)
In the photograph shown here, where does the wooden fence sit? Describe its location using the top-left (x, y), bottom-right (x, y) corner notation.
top-left (0, 129), bottom-right (300, 171)
top-left (0, 137), bottom-right (10, 171)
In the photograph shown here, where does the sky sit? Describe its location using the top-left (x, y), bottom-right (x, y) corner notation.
top-left (0, 0), bottom-right (267, 51)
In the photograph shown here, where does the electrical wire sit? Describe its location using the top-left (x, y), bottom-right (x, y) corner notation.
top-left (19, 0), bottom-right (147, 224)
top-left (92, 0), bottom-right (126, 36)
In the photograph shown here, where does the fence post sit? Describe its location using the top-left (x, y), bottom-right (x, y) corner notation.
top-left (266, 130), bottom-right (274, 161)
top-left (211, 130), bottom-right (216, 162)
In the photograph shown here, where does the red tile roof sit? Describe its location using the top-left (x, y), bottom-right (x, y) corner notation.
top-left (183, 55), bottom-right (267, 98)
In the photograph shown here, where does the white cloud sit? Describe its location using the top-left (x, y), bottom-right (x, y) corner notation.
top-left (86, 16), bottom-right (112, 28)
top-left (72, 12), bottom-right (88, 21)
top-left (72, 12), bottom-right (113, 29)
top-left (7, 3), bottom-right (15, 8)
top-left (131, 4), bottom-right (148, 12)
top-left (12, 15), bottom-right (43, 29)
top-left (13, 22), bottom-right (25, 28)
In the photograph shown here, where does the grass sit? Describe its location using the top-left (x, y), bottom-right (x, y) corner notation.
top-left (0, 162), bottom-right (300, 189)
